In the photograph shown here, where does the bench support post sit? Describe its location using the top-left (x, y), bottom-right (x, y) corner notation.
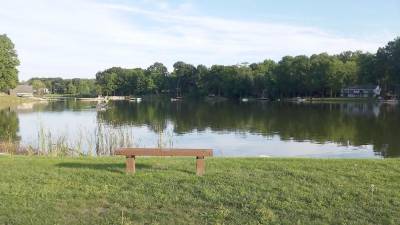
top-left (126, 156), bottom-right (135, 174)
top-left (196, 156), bottom-right (205, 176)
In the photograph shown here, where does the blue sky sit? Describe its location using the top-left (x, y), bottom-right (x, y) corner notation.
top-left (0, 0), bottom-right (398, 80)
top-left (196, 0), bottom-right (400, 33)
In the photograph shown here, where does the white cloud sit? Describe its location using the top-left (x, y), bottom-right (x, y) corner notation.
top-left (0, 0), bottom-right (394, 80)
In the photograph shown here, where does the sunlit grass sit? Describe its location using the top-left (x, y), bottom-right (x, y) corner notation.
top-left (0, 156), bottom-right (399, 224)
top-left (0, 93), bottom-right (36, 109)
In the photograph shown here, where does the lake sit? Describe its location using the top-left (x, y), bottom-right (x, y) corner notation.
top-left (1, 99), bottom-right (399, 158)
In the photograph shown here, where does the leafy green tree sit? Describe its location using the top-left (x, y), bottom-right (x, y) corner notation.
top-left (275, 56), bottom-right (296, 97)
top-left (202, 65), bottom-right (225, 96)
top-left (146, 62), bottom-right (168, 94)
top-left (0, 34), bottom-right (19, 92)
top-left (356, 52), bottom-right (377, 84)
top-left (31, 80), bottom-right (46, 91)
top-left (96, 68), bottom-right (119, 95)
top-left (172, 61), bottom-right (198, 94)
top-left (376, 37), bottom-right (400, 94)
top-left (251, 60), bottom-right (277, 97)
top-left (66, 82), bottom-right (77, 95)
top-left (309, 53), bottom-right (333, 97)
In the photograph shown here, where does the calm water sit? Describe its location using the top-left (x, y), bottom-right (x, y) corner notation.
top-left (1, 99), bottom-right (399, 158)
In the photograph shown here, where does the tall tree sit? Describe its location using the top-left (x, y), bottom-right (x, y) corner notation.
top-left (146, 62), bottom-right (168, 94)
top-left (172, 62), bottom-right (197, 94)
top-left (31, 80), bottom-right (46, 91)
top-left (0, 34), bottom-right (19, 92)
top-left (376, 37), bottom-right (400, 95)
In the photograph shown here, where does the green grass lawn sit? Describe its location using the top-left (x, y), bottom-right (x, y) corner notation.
top-left (0, 156), bottom-right (399, 225)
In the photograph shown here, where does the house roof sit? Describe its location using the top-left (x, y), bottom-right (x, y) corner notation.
top-left (343, 85), bottom-right (378, 90)
top-left (10, 85), bottom-right (34, 93)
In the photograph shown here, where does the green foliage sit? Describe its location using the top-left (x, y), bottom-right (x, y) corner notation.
top-left (376, 37), bottom-right (400, 95)
top-left (0, 110), bottom-right (19, 142)
top-left (146, 62), bottom-right (168, 94)
top-left (31, 79), bottom-right (46, 90)
top-left (96, 67), bottom-right (152, 96)
top-left (0, 156), bottom-right (400, 224)
top-left (28, 78), bottom-right (98, 97)
top-left (0, 34), bottom-right (19, 92)
top-left (0, 94), bottom-right (37, 110)
top-left (93, 37), bottom-right (400, 99)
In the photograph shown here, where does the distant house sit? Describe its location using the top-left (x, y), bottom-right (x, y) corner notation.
top-left (9, 85), bottom-right (34, 97)
top-left (341, 85), bottom-right (381, 98)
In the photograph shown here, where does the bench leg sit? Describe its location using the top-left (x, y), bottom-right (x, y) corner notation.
top-left (126, 156), bottom-right (136, 174)
top-left (196, 156), bottom-right (205, 176)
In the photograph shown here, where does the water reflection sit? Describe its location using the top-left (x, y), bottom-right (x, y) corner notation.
top-left (98, 100), bottom-right (400, 157)
top-left (0, 109), bottom-right (20, 142)
top-left (1, 99), bottom-right (399, 157)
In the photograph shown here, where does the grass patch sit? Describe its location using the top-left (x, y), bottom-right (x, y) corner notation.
top-left (0, 156), bottom-right (399, 224)
top-left (0, 93), bottom-right (37, 109)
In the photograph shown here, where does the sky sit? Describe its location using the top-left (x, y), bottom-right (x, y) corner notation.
top-left (0, 0), bottom-right (399, 80)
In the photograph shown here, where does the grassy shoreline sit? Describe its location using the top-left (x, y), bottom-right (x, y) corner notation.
top-left (0, 156), bottom-right (399, 224)
top-left (0, 93), bottom-right (44, 110)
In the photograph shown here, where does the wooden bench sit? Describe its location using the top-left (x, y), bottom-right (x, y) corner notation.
top-left (115, 148), bottom-right (213, 176)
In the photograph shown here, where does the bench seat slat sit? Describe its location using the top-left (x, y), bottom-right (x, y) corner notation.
top-left (115, 148), bottom-right (213, 157)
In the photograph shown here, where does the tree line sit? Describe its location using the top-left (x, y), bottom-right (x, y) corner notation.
top-left (95, 37), bottom-right (400, 99)
top-left (1, 33), bottom-right (399, 99)
top-left (27, 78), bottom-right (98, 97)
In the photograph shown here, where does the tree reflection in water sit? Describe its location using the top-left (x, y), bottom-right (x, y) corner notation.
top-left (0, 109), bottom-right (20, 153)
top-left (97, 100), bottom-right (400, 157)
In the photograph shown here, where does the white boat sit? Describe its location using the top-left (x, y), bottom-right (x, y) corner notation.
top-left (171, 87), bottom-right (183, 102)
top-left (130, 97), bottom-right (142, 102)
top-left (296, 97), bottom-right (306, 102)
top-left (241, 98), bottom-right (249, 102)
top-left (171, 96), bottom-right (183, 102)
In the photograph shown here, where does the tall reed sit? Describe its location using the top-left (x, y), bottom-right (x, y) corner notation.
top-left (4, 122), bottom-right (176, 157)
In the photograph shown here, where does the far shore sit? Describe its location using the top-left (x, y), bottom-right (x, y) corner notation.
top-left (2, 92), bottom-right (397, 108)
top-left (0, 93), bottom-right (47, 109)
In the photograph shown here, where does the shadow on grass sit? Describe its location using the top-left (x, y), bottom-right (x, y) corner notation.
top-left (56, 162), bottom-right (194, 175)
top-left (56, 162), bottom-right (150, 174)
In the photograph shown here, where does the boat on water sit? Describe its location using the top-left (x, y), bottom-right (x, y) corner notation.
top-left (171, 87), bottom-right (183, 102)
top-left (241, 98), bottom-right (249, 102)
top-left (171, 96), bottom-right (183, 102)
top-left (296, 97), bottom-right (306, 103)
top-left (130, 97), bottom-right (142, 102)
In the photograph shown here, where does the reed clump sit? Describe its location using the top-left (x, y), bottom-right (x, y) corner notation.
top-left (2, 122), bottom-right (177, 157)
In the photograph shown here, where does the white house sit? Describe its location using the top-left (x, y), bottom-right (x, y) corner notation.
top-left (341, 85), bottom-right (381, 98)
